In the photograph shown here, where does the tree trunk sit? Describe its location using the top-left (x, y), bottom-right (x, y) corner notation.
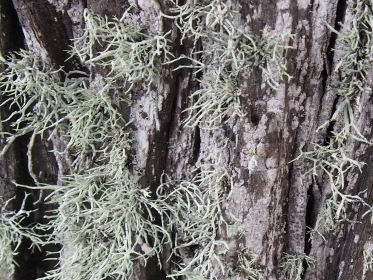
top-left (1, 0), bottom-right (373, 279)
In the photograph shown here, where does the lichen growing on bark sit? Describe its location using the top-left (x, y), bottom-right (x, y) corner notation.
top-left (0, 1), bottom-right (294, 279)
top-left (292, 0), bottom-right (373, 240)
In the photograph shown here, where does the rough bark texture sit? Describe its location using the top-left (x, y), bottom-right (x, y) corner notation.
top-left (1, 0), bottom-right (373, 279)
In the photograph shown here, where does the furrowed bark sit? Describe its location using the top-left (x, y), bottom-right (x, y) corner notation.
top-left (1, 0), bottom-right (373, 279)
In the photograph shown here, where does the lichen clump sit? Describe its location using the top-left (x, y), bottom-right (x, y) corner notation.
top-left (292, 0), bottom-right (373, 241)
top-left (0, 1), bottom-right (293, 279)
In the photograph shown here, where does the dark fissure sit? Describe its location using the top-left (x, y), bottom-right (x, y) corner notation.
top-left (324, 95), bottom-right (339, 145)
top-left (302, 184), bottom-right (317, 277)
top-left (323, 0), bottom-right (347, 145)
top-left (326, 0), bottom-right (347, 69)
top-left (2, 1), bottom-right (62, 279)
top-left (302, 0), bottom-right (348, 277)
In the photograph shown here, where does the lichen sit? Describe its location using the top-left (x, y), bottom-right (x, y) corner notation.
top-left (292, 0), bottom-right (373, 239)
top-left (280, 252), bottom-right (315, 280)
top-left (157, 163), bottom-right (230, 279)
top-left (236, 248), bottom-right (261, 280)
top-left (68, 6), bottom-right (173, 93)
top-left (363, 244), bottom-right (373, 277)
top-left (0, 194), bottom-right (42, 277)
top-left (0, 48), bottom-right (170, 279)
top-left (0, 1), bottom-right (295, 279)
top-left (163, 0), bottom-right (293, 129)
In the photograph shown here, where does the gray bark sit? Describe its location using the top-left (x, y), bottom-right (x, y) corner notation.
top-left (1, 0), bottom-right (373, 279)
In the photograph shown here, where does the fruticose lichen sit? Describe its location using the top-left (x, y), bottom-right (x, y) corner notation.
top-left (68, 6), bottom-right (173, 93)
top-left (280, 252), bottom-right (315, 280)
top-left (157, 164), bottom-right (230, 278)
top-left (291, 0), bottom-right (373, 249)
top-left (0, 0), bottom-right (294, 279)
top-left (0, 48), bottom-right (172, 279)
top-left (0, 194), bottom-right (41, 277)
top-left (236, 248), bottom-right (261, 279)
top-left (163, 0), bottom-right (292, 129)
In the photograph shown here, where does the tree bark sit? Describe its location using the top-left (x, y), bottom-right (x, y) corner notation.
top-left (1, 0), bottom-right (373, 279)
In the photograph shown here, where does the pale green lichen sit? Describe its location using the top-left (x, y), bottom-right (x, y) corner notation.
top-left (182, 69), bottom-right (243, 130)
top-left (32, 171), bottom-right (170, 279)
top-left (0, 50), bottom-right (67, 156)
top-left (0, 48), bottom-right (171, 279)
top-left (154, 136), bottom-right (251, 279)
top-left (0, 1), bottom-right (288, 279)
top-left (280, 253), bottom-right (315, 280)
top-left (237, 248), bottom-right (261, 280)
top-left (157, 164), bottom-right (230, 279)
top-left (0, 50), bottom-right (129, 169)
top-left (0, 194), bottom-right (42, 277)
top-left (69, 6), bottom-right (173, 93)
top-left (363, 248), bottom-right (373, 276)
top-left (0, 199), bottom-right (24, 277)
top-left (293, 0), bottom-right (373, 239)
top-left (163, 0), bottom-right (292, 130)
top-left (307, 198), bottom-right (337, 241)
